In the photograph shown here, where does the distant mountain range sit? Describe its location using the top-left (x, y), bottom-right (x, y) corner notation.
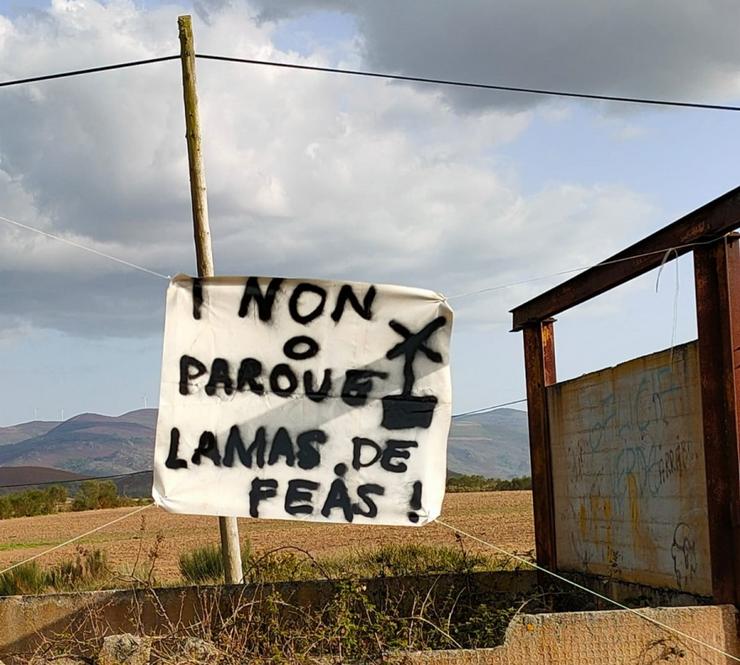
top-left (0, 466), bottom-right (88, 489)
top-left (0, 420), bottom-right (59, 446)
top-left (0, 407), bottom-right (530, 485)
top-left (447, 408), bottom-right (530, 478)
top-left (0, 410), bottom-right (156, 476)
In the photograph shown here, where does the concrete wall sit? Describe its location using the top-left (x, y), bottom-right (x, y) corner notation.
top-left (547, 341), bottom-right (712, 595)
top-left (409, 605), bottom-right (739, 665)
top-left (0, 572), bottom-right (538, 656)
top-left (1, 577), bottom-right (736, 664)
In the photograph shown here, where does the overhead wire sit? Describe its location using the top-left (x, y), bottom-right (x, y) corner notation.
top-left (450, 398), bottom-right (527, 417)
top-left (0, 214), bottom-right (171, 281)
top-left (0, 396), bottom-right (530, 490)
top-left (0, 469), bottom-right (150, 490)
top-left (0, 51), bottom-right (739, 112)
top-left (1, 211), bottom-right (728, 309)
top-left (445, 237), bottom-right (729, 302)
top-left (0, 55), bottom-right (179, 88)
top-left (196, 54), bottom-right (740, 112)
top-left (0, 43), bottom-right (734, 662)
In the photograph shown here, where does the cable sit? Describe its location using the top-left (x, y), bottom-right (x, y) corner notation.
top-left (445, 236), bottom-right (728, 302)
top-left (1, 50), bottom-right (739, 113)
top-left (196, 54), bottom-right (740, 113)
top-left (0, 469), bottom-right (150, 490)
top-left (0, 397), bottom-right (529, 490)
top-left (3, 211), bottom-right (726, 306)
top-left (0, 489), bottom-right (731, 661)
top-left (0, 503), bottom-right (153, 578)
top-left (435, 519), bottom-right (740, 663)
top-left (0, 56), bottom-right (179, 89)
top-left (451, 398), bottom-right (527, 418)
top-left (0, 214), bottom-right (171, 280)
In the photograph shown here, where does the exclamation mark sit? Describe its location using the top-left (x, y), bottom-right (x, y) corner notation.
top-left (408, 481), bottom-right (422, 523)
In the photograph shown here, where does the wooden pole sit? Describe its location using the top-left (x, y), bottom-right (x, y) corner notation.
top-left (178, 14), bottom-right (243, 585)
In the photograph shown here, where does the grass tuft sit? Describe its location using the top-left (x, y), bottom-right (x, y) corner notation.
top-left (179, 540), bottom-right (254, 585)
top-left (179, 543), bottom-right (224, 585)
top-left (0, 547), bottom-right (110, 596)
top-left (360, 542), bottom-right (487, 576)
top-left (0, 562), bottom-right (47, 596)
top-left (46, 547), bottom-right (108, 592)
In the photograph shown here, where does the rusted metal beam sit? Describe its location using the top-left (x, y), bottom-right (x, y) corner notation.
top-left (694, 234), bottom-right (740, 604)
top-left (523, 319), bottom-right (558, 571)
top-left (512, 185), bottom-right (740, 331)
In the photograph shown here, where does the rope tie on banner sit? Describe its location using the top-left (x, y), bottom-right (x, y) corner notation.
top-left (435, 519), bottom-right (740, 663)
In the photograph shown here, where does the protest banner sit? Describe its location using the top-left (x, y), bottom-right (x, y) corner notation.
top-left (153, 275), bottom-right (453, 526)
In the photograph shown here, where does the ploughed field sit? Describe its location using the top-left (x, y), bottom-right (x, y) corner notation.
top-left (0, 491), bottom-right (534, 582)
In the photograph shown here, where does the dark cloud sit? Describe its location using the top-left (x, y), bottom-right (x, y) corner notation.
top-left (251, 0), bottom-right (740, 111)
top-left (0, 268), bottom-right (166, 337)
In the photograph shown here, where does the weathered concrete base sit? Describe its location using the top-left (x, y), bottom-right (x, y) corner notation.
top-left (0, 571), bottom-right (732, 663)
top-left (0, 571), bottom-right (538, 656)
top-left (564, 570), bottom-right (712, 608)
top-left (407, 605), bottom-right (740, 664)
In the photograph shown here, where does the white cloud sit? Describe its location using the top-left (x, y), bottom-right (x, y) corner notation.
top-left (0, 0), bottom-right (656, 337)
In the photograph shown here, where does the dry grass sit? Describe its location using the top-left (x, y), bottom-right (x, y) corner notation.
top-left (0, 491), bottom-right (534, 583)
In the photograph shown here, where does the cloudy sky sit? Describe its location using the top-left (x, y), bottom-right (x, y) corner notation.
top-left (0, 0), bottom-right (739, 426)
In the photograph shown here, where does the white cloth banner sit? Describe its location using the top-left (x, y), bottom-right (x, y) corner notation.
top-left (152, 275), bottom-right (453, 526)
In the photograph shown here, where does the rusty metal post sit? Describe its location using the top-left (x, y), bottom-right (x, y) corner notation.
top-left (694, 234), bottom-right (740, 605)
top-left (522, 318), bottom-right (558, 572)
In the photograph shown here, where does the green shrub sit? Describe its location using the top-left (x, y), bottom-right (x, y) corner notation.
top-left (47, 485), bottom-right (68, 504)
top-left (0, 496), bottom-right (12, 520)
top-left (179, 541), bottom-right (495, 586)
top-left (0, 562), bottom-right (47, 596)
top-left (245, 549), bottom-right (316, 584)
top-left (72, 480), bottom-right (121, 511)
top-left (181, 540), bottom-right (254, 585)
top-left (496, 476), bottom-right (532, 490)
top-left (360, 543), bottom-right (486, 577)
top-left (0, 485), bottom-right (68, 520)
top-left (446, 474), bottom-right (532, 492)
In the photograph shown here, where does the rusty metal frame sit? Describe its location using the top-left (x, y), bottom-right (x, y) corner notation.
top-left (693, 234), bottom-right (740, 604)
top-left (511, 185), bottom-right (740, 331)
top-left (511, 186), bottom-right (740, 604)
top-left (522, 319), bottom-right (558, 571)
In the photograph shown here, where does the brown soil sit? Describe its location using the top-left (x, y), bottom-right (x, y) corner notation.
top-left (0, 491), bottom-right (534, 582)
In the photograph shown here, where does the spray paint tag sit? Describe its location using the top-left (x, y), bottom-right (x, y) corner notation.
top-left (152, 275), bottom-right (453, 526)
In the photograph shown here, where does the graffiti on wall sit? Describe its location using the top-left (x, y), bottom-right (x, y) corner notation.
top-left (548, 342), bottom-right (711, 595)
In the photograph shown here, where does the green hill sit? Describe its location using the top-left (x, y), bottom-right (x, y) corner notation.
top-left (0, 407), bottom-right (530, 481)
